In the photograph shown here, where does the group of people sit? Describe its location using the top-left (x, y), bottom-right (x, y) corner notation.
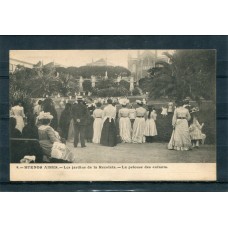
top-left (10, 99), bottom-right (75, 162)
top-left (168, 100), bottom-right (206, 151)
top-left (9, 96), bottom-right (206, 163)
top-left (59, 96), bottom-right (158, 147)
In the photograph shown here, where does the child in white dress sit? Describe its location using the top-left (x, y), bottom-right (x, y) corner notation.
top-left (161, 106), bottom-right (168, 117)
top-left (144, 106), bottom-right (157, 143)
top-left (189, 112), bottom-right (206, 148)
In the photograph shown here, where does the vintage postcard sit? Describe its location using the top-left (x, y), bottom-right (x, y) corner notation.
top-left (9, 49), bottom-right (216, 181)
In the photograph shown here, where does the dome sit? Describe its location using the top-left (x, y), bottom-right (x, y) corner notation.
top-left (140, 50), bottom-right (155, 58)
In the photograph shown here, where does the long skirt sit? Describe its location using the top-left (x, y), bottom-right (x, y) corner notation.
top-left (144, 119), bottom-right (157, 136)
top-left (100, 118), bottom-right (117, 147)
top-left (15, 115), bottom-right (24, 132)
top-left (132, 117), bottom-right (146, 143)
top-left (189, 127), bottom-right (203, 140)
top-left (92, 118), bottom-right (103, 144)
top-left (67, 119), bottom-right (74, 143)
top-left (168, 119), bottom-right (192, 150)
top-left (51, 142), bottom-right (76, 162)
top-left (119, 117), bottom-right (132, 143)
top-left (85, 117), bottom-right (94, 142)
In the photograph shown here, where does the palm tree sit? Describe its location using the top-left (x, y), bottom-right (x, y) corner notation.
top-left (30, 67), bottom-right (58, 97)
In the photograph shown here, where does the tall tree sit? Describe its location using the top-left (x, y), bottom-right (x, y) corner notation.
top-left (146, 50), bottom-right (216, 100)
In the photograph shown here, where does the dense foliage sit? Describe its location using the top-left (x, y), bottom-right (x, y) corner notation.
top-left (11, 64), bottom-right (131, 98)
top-left (139, 50), bottom-right (216, 101)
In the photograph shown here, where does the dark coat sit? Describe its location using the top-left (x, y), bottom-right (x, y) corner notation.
top-left (72, 103), bottom-right (89, 126)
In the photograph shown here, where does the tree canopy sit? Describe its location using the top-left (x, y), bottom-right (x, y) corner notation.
top-left (10, 64), bottom-right (132, 99)
top-left (140, 50), bottom-right (216, 100)
top-left (56, 65), bottom-right (131, 79)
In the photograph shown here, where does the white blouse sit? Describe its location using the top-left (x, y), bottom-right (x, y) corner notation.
top-left (119, 108), bottom-right (130, 118)
top-left (93, 109), bottom-right (104, 118)
top-left (103, 104), bottom-right (116, 119)
top-left (135, 107), bottom-right (147, 117)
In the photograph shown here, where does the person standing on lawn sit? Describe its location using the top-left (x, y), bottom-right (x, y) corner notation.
top-left (72, 96), bottom-right (89, 148)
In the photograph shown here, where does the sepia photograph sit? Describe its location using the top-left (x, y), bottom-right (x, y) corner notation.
top-left (9, 49), bottom-right (216, 181)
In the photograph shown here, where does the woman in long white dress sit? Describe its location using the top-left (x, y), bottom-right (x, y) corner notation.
top-left (11, 101), bottom-right (25, 132)
top-left (118, 100), bottom-right (131, 143)
top-left (144, 106), bottom-right (157, 143)
top-left (92, 102), bottom-right (104, 144)
top-left (132, 100), bottom-right (147, 143)
top-left (168, 100), bottom-right (192, 151)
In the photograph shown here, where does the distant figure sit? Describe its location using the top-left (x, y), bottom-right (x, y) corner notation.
top-left (11, 100), bottom-right (25, 132)
top-left (161, 106), bottom-right (168, 117)
top-left (72, 96), bottom-right (88, 148)
top-left (10, 117), bottom-right (22, 138)
top-left (59, 99), bottom-right (65, 109)
top-left (167, 100), bottom-right (174, 114)
top-left (42, 98), bottom-right (58, 130)
top-left (144, 106), bottom-right (157, 143)
top-left (33, 100), bottom-right (43, 116)
top-left (92, 102), bottom-right (104, 144)
top-left (22, 114), bottom-right (39, 139)
top-left (59, 103), bottom-right (72, 140)
top-left (183, 98), bottom-right (191, 111)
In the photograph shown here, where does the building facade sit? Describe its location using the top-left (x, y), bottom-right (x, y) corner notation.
top-left (9, 58), bottom-right (34, 73)
top-left (86, 58), bottom-right (113, 66)
top-left (128, 50), bottom-right (169, 82)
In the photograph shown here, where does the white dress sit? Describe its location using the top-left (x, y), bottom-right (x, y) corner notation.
top-left (168, 107), bottom-right (192, 150)
top-left (119, 108), bottom-right (132, 143)
top-left (129, 108), bottom-right (136, 120)
top-left (132, 107), bottom-right (147, 143)
top-left (92, 108), bottom-right (104, 143)
top-left (11, 105), bottom-right (25, 132)
top-left (144, 110), bottom-right (157, 136)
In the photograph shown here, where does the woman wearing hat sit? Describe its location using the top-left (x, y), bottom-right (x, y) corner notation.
top-left (118, 98), bottom-right (131, 143)
top-left (100, 98), bottom-right (117, 147)
top-left (38, 111), bottom-right (75, 162)
top-left (168, 100), bottom-right (192, 151)
top-left (92, 102), bottom-right (104, 144)
top-left (132, 100), bottom-right (147, 143)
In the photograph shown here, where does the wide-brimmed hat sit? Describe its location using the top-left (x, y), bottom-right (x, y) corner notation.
top-left (38, 111), bottom-right (53, 120)
top-left (119, 98), bottom-right (129, 106)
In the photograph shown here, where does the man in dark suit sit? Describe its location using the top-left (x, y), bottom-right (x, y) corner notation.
top-left (71, 96), bottom-right (89, 148)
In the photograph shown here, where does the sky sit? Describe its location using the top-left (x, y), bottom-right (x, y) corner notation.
top-left (10, 50), bottom-right (174, 68)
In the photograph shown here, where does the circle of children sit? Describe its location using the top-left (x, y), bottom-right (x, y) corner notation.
top-left (10, 96), bottom-right (206, 163)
